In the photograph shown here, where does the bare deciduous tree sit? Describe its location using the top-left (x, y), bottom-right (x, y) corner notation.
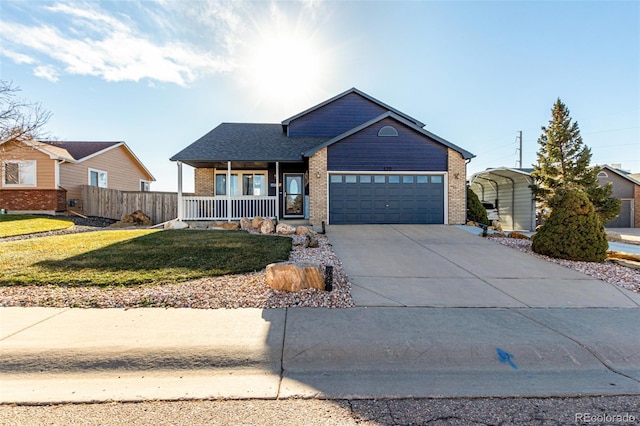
top-left (1, 80), bottom-right (52, 150)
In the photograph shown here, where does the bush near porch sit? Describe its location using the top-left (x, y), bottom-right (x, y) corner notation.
top-left (0, 230), bottom-right (292, 286)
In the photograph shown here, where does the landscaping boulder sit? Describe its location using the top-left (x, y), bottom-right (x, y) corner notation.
top-left (265, 261), bottom-right (325, 292)
top-left (295, 226), bottom-right (312, 235)
top-left (240, 217), bottom-right (252, 230)
top-left (508, 231), bottom-right (530, 240)
top-left (304, 233), bottom-right (319, 248)
top-left (112, 210), bottom-right (152, 227)
top-left (260, 218), bottom-right (275, 234)
top-left (252, 216), bottom-right (264, 229)
top-left (218, 221), bottom-right (240, 230)
top-left (122, 210), bottom-right (152, 226)
top-left (164, 219), bottom-right (189, 230)
top-left (276, 223), bottom-right (296, 235)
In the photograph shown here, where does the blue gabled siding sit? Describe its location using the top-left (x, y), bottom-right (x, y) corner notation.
top-left (288, 93), bottom-right (389, 137)
top-left (327, 118), bottom-right (448, 171)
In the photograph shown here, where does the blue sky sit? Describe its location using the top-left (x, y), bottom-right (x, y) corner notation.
top-left (1, 0), bottom-right (638, 192)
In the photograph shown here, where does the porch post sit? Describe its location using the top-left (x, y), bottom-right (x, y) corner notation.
top-left (177, 161), bottom-right (183, 221)
top-left (226, 161), bottom-right (231, 221)
top-left (275, 161), bottom-right (280, 219)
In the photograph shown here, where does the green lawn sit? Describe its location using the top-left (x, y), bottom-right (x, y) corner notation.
top-left (0, 229), bottom-right (292, 286)
top-left (0, 214), bottom-right (75, 238)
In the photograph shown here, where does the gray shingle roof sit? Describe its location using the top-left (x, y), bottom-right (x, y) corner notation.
top-left (39, 141), bottom-right (122, 161)
top-left (170, 123), bottom-right (328, 164)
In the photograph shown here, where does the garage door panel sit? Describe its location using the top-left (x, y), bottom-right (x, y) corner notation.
top-left (329, 174), bottom-right (444, 224)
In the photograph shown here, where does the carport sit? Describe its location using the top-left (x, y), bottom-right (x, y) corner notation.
top-left (469, 167), bottom-right (536, 231)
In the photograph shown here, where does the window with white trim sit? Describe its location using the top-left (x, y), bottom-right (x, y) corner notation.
top-left (89, 168), bottom-right (108, 188)
top-left (140, 180), bottom-right (151, 191)
top-left (215, 171), bottom-right (267, 196)
top-left (3, 160), bottom-right (36, 186)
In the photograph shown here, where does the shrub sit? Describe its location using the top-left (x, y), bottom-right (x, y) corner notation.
top-left (531, 189), bottom-right (608, 262)
top-left (467, 186), bottom-right (489, 225)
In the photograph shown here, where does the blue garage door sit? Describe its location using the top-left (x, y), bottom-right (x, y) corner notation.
top-left (329, 174), bottom-right (445, 224)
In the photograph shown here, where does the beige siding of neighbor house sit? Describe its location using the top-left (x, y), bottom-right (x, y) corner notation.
top-left (60, 145), bottom-right (152, 206)
top-left (0, 141), bottom-right (57, 189)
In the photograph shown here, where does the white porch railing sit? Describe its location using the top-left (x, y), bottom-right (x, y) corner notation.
top-left (182, 196), bottom-right (277, 220)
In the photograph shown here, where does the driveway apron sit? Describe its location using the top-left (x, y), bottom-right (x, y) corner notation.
top-left (326, 225), bottom-right (640, 308)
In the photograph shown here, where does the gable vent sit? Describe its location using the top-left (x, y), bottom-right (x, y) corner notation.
top-left (378, 125), bottom-right (398, 137)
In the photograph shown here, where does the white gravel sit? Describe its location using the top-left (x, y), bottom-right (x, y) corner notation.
top-left (491, 236), bottom-right (640, 294)
top-left (0, 233), bottom-right (355, 309)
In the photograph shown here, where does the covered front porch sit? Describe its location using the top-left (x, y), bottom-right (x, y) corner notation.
top-left (176, 160), bottom-right (308, 221)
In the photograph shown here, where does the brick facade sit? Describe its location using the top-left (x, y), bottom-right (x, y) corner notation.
top-left (447, 148), bottom-right (467, 225)
top-left (308, 148), bottom-right (328, 225)
top-left (195, 168), bottom-right (215, 196)
top-left (0, 189), bottom-right (67, 213)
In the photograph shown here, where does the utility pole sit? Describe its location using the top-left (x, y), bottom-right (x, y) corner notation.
top-left (517, 130), bottom-right (523, 169)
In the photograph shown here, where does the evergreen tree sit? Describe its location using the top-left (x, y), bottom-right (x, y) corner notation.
top-left (531, 189), bottom-right (608, 262)
top-left (466, 186), bottom-right (489, 225)
top-left (530, 99), bottom-right (620, 223)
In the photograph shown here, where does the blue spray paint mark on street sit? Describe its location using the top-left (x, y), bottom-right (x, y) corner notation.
top-left (496, 348), bottom-right (518, 370)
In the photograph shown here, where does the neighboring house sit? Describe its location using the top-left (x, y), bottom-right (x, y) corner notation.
top-left (171, 88), bottom-right (475, 225)
top-left (597, 165), bottom-right (640, 228)
top-left (469, 164), bottom-right (640, 230)
top-left (469, 167), bottom-right (536, 231)
top-left (0, 140), bottom-right (155, 215)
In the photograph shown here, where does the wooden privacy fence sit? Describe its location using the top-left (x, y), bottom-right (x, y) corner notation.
top-left (82, 186), bottom-right (180, 224)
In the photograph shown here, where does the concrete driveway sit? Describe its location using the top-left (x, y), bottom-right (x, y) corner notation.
top-left (326, 225), bottom-right (640, 308)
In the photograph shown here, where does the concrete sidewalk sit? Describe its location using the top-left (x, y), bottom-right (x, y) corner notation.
top-left (1, 306), bottom-right (639, 403)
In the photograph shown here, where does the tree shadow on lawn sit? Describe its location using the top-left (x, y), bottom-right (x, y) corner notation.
top-left (34, 230), bottom-right (292, 286)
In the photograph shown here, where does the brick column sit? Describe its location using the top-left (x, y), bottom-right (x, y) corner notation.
top-left (447, 148), bottom-right (467, 225)
top-left (308, 148), bottom-right (328, 226)
top-left (194, 168), bottom-right (215, 196)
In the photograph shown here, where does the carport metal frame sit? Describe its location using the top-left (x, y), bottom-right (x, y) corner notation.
top-left (469, 168), bottom-right (536, 231)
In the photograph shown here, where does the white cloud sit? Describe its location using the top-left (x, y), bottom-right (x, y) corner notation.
top-left (0, 1), bottom-right (236, 86)
top-left (33, 65), bottom-right (59, 82)
top-left (1, 49), bottom-right (36, 64)
top-left (0, 0), bottom-right (327, 90)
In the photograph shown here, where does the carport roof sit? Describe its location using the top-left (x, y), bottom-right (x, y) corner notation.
top-left (469, 167), bottom-right (533, 184)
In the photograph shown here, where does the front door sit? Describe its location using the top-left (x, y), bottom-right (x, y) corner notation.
top-left (284, 173), bottom-right (304, 217)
